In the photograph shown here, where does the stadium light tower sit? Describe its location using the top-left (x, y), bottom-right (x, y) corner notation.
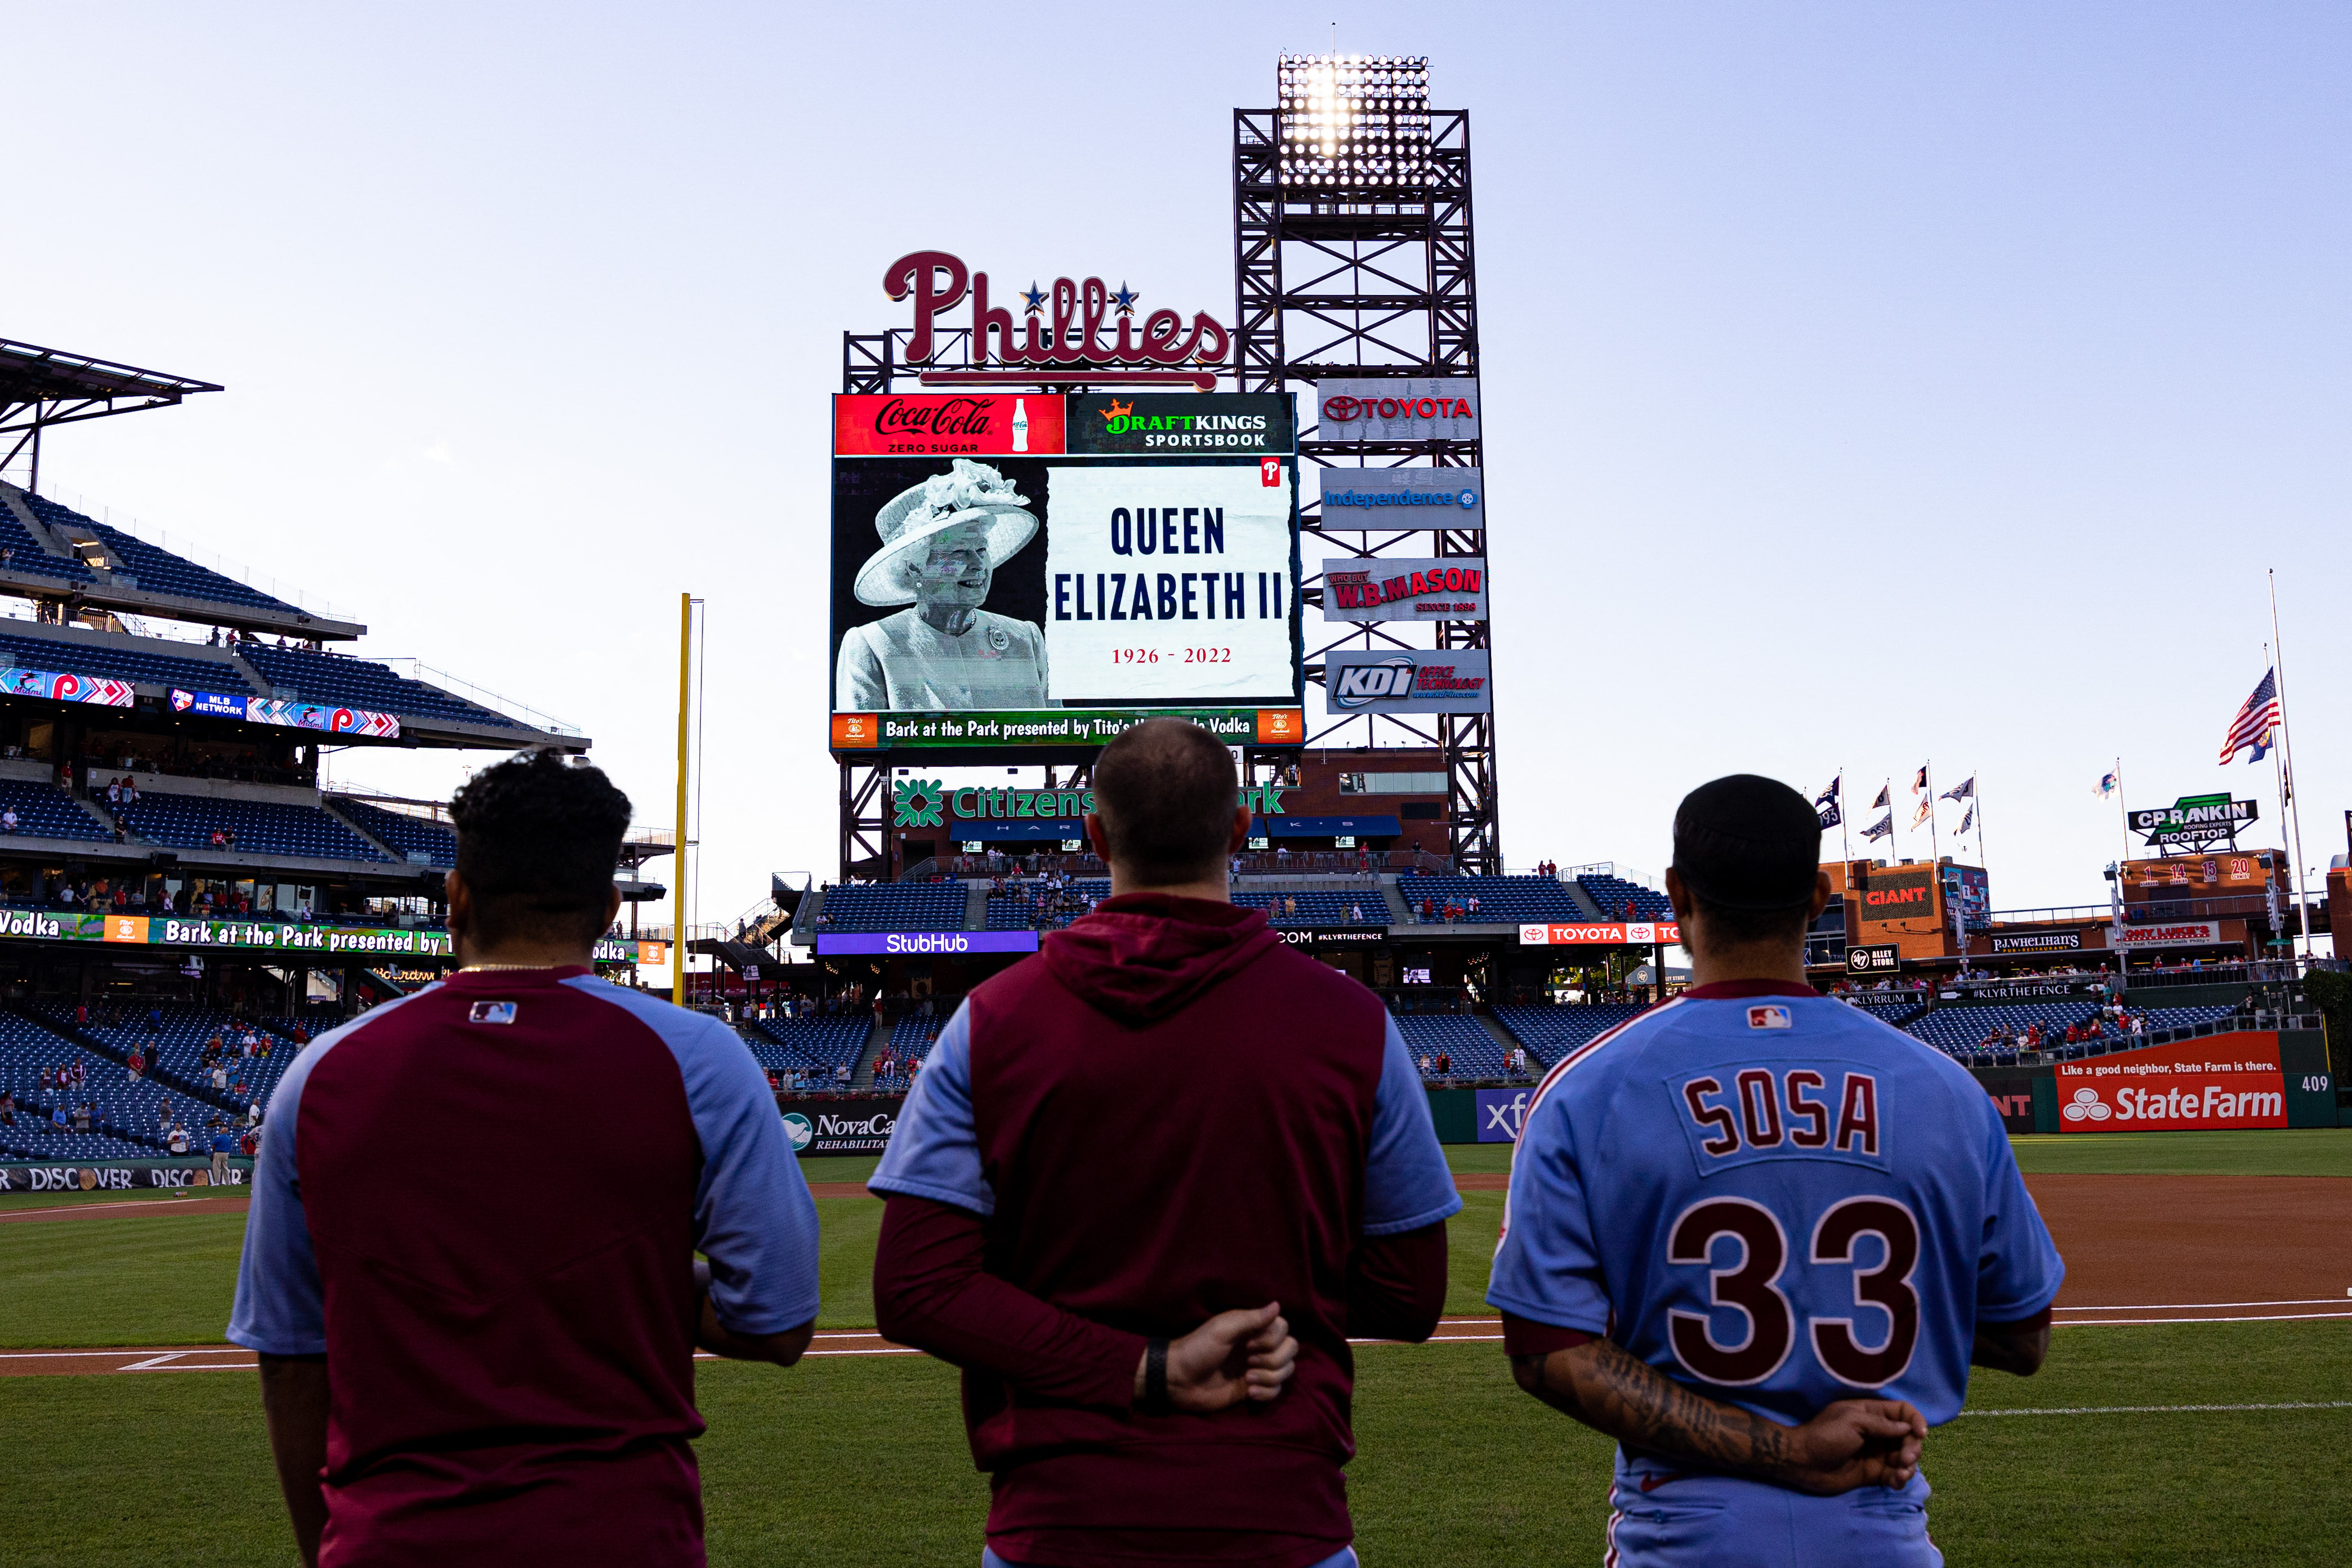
top-left (1235, 55), bottom-right (1497, 872)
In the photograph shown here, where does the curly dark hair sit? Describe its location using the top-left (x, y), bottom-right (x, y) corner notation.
top-left (448, 750), bottom-right (632, 949)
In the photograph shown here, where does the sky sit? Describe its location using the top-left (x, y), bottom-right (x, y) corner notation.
top-left (4, 3), bottom-right (2345, 945)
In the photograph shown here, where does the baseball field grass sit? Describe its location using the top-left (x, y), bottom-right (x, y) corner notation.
top-left (2, 1133), bottom-right (2347, 1564)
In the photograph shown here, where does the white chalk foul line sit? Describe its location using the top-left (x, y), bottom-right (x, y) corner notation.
top-left (2053, 1299), bottom-right (2352, 1312)
top-left (1960, 1401), bottom-right (2352, 1418)
top-left (2059, 1310), bottom-right (2352, 1327)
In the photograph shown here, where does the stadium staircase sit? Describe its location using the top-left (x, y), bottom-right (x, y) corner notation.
top-left (1561, 881), bottom-right (1607, 919)
top-left (3, 1000), bottom-right (238, 1125)
top-left (68, 792), bottom-right (126, 840)
top-left (1472, 1011), bottom-right (1521, 1060)
top-left (851, 1017), bottom-right (890, 1090)
top-left (1377, 877), bottom-right (1411, 923)
top-left (318, 802), bottom-right (405, 864)
top-left (964, 882), bottom-right (989, 931)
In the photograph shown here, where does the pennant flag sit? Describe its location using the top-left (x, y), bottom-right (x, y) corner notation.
top-left (2094, 770), bottom-right (2119, 798)
top-left (1939, 775), bottom-right (1975, 803)
top-left (2219, 669), bottom-right (2280, 763)
top-left (1911, 796), bottom-right (1934, 828)
top-left (1870, 783), bottom-right (1890, 811)
top-left (1954, 805), bottom-right (1975, 836)
top-left (1814, 777), bottom-right (1842, 830)
top-left (1910, 765), bottom-right (1929, 794)
top-left (1860, 812), bottom-right (1894, 842)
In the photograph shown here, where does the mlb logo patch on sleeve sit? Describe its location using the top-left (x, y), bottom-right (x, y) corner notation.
top-left (1747, 1004), bottom-right (1792, 1030)
top-left (469, 1001), bottom-right (519, 1025)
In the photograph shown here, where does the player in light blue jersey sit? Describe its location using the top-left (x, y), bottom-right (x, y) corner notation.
top-left (1489, 775), bottom-right (2063, 1567)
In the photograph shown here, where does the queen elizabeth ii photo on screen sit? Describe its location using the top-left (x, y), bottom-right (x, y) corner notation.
top-left (833, 459), bottom-right (1055, 712)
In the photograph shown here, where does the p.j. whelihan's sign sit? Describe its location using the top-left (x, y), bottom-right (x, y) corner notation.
top-left (885, 251), bottom-right (1231, 369)
top-left (893, 779), bottom-right (1287, 829)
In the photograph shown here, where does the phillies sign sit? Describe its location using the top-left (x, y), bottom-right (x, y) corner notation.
top-left (885, 251), bottom-right (1230, 369)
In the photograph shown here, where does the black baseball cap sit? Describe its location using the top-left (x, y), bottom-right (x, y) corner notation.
top-left (1672, 775), bottom-right (1822, 912)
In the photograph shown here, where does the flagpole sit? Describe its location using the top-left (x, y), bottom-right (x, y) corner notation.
top-left (1975, 770), bottom-right (1989, 870)
top-left (1926, 762), bottom-right (1940, 867)
top-left (2268, 572), bottom-right (2314, 962)
top-left (1838, 765), bottom-right (1851, 864)
top-left (2114, 757), bottom-right (2130, 869)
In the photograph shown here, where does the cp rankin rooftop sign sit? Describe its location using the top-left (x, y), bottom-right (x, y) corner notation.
top-left (885, 251), bottom-right (1231, 389)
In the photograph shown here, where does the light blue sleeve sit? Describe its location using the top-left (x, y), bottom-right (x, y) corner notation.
top-left (1974, 1094), bottom-right (2065, 1322)
top-left (1363, 1016), bottom-right (1465, 1236)
top-left (1484, 1087), bottom-right (1612, 1333)
top-left (867, 1003), bottom-right (993, 1215)
top-left (575, 980), bottom-right (821, 1335)
top-left (225, 1033), bottom-right (335, 1355)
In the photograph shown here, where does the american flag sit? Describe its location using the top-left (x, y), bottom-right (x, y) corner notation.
top-left (2219, 669), bottom-right (2280, 763)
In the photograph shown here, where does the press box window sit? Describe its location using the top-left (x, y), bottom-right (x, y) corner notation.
top-left (1402, 966), bottom-right (1432, 985)
top-left (1340, 771), bottom-right (1449, 794)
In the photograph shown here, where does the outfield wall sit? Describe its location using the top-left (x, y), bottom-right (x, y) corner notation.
top-left (0, 1157), bottom-right (251, 1194)
top-left (1966, 1028), bottom-right (2333, 1133)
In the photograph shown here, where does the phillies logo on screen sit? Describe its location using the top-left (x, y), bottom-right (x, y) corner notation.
top-left (885, 251), bottom-right (1230, 368)
top-left (1261, 458), bottom-right (1282, 486)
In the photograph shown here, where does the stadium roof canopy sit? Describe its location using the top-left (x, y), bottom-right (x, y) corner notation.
top-left (1, 337), bottom-right (223, 471)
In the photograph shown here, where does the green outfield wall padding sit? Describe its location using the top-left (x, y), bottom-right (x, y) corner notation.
top-left (1426, 1087), bottom-right (1478, 1144)
top-left (2030, 1075), bottom-right (2062, 1133)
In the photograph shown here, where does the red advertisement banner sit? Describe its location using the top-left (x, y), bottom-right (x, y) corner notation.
top-left (1518, 921), bottom-right (1682, 946)
top-left (2054, 1032), bottom-right (2287, 1132)
top-left (833, 394), bottom-right (1064, 456)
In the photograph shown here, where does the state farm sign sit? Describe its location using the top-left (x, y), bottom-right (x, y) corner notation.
top-left (2054, 1033), bottom-right (2286, 1132)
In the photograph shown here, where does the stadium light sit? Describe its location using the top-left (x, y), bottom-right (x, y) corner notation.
top-left (1275, 52), bottom-right (1431, 195)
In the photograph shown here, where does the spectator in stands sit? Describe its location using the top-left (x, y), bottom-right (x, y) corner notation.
top-left (167, 1122), bottom-right (189, 1154)
top-left (1284, 896), bottom-right (1298, 918)
top-left (128, 1046), bottom-right (145, 1080)
top-left (1467, 895), bottom-right (1480, 918)
top-left (209, 1119), bottom-right (239, 1185)
top-left (73, 1101), bottom-right (92, 1133)
top-left (870, 718), bottom-right (1455, 1568)
top-left (1435, 1050), bottom-right (1452, 1075)
top-left (0, 806), bottom-right (15, 834)
top-left (0, 1089), bottom-right (13, 1126)
top-left (1349, 902), bottom-right (1364, 922)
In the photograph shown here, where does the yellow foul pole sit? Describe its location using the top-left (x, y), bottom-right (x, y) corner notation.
top-left (672, 592), bottom-right (692, 1006)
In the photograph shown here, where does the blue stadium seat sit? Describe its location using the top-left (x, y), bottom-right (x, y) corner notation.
top-left (0, 778), bottom-right (110, 843)
top-left (1492, 1003), bottom-right (1652, 1060)
top-left (240, 644), bottom-right (519, 730)
top-left (1398, 875), bottom-right (1587, 923)
top-left (1577, 875), bottom-right (1673, 922)
top-left (1232, 890), bottom-right (1381, 927)
top-left (1392, 1014), bottom-right (1516, 1080)
top-left (742, 1016), bottom-right (872, 1080)
top-left (22, 494), bottom-right (309, 617)
top-left (0, 629), bottom-right (255, 694)
top-left (813, 884), bottom-right (967, 932)
top-left (329, 797), bottom-right (457, 866)
top-left (122, 794), bottom-right (387, 862)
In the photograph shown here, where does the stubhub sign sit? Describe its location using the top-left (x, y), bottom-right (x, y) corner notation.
top-left (815, 931), bottom-right (1041, 956)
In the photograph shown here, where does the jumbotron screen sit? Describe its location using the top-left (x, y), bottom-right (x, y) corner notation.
top-left (828, 392), bottom-right (1305, 757)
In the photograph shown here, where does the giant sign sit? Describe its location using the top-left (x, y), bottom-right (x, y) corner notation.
top-left (2054, 1034), bottom-right (2286, 1132)
top-left (1315, 378), bottom-right (1479, 442)
top-left (831, 394), bottom-right (1304, 756)
top-left (1324, 649), bottom-right (1490, 714)
top-left (1315, 467), bottom-right (1484, 531)
top-left (1854, 865), bottom-right (1938, 928)
top-left (1320, 557), bottom-right (1487, 623)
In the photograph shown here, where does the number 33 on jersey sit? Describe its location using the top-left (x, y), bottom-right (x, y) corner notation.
top-left (1487, 984), bottom-right (2064, 1429)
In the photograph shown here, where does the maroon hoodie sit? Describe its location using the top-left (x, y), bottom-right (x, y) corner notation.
top-left (873, 894), bottom-right (1448, 1568)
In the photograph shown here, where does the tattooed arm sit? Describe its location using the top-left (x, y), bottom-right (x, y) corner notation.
top-left (1509, 1335), bottom-right (1926, 1495)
